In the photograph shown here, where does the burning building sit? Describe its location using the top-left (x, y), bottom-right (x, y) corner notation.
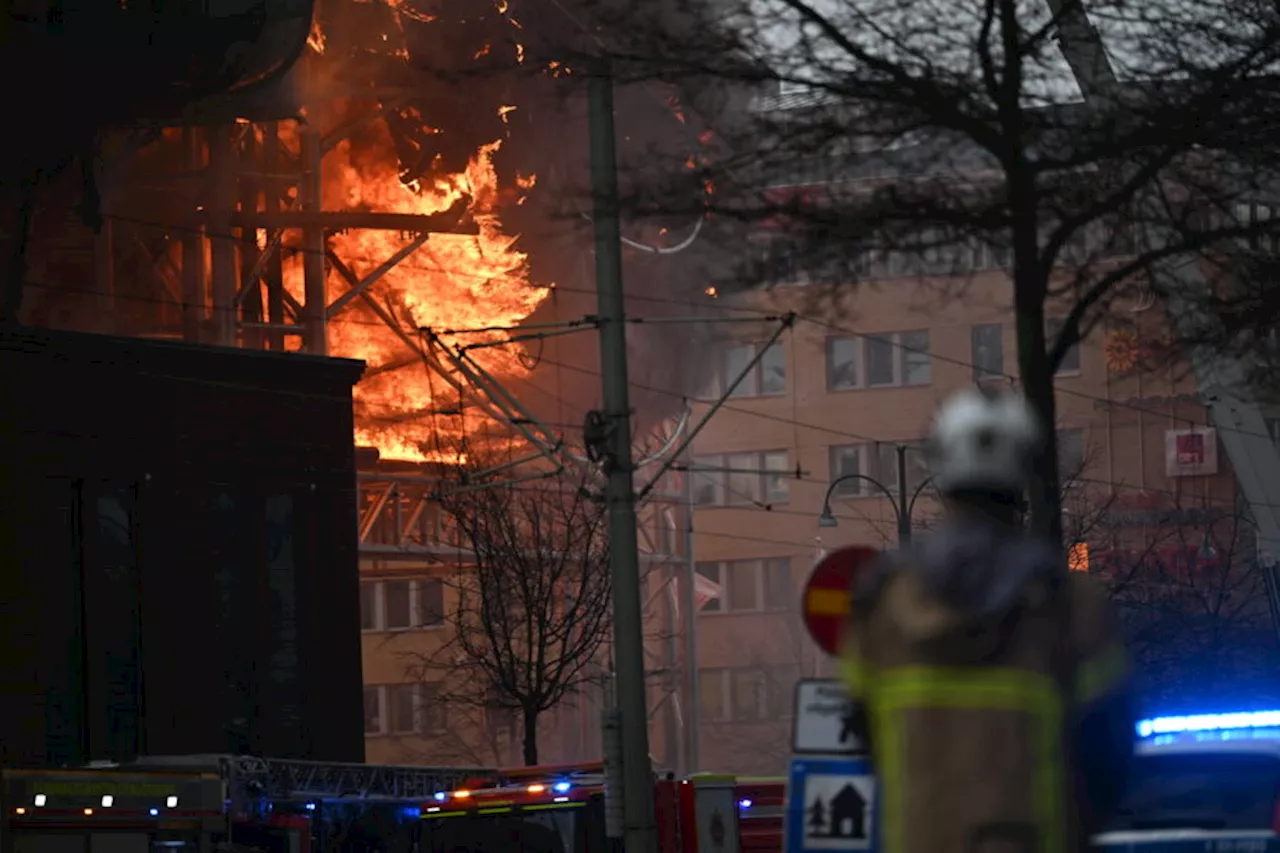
top-left (4, 0), bottom-right (717, 767)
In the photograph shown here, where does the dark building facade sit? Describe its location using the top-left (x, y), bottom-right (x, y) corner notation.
top-left (0, 327), bottom-right (366, 766)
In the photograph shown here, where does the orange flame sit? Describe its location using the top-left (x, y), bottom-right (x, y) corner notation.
top-left (307, 20), bottom-right (326, 54)
top-left (285, 2), bottom-right (550, 462)
top-left (279, 113), bottom-right (547, 462)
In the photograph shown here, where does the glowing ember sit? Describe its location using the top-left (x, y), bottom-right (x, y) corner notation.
top-left (307, 20), bottom-right (326, 54)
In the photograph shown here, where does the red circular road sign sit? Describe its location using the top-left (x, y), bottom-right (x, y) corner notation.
top-left (802, 546), bottom-right (881, 655)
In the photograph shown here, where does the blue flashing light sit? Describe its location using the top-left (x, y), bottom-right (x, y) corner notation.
top-left (739, 799), bottom-right (752, 810)
top-left (1136, 710), bottom-right (1280, 738)
top-left (434, 792), bottom-right (447, 802)
top-left (149, 809), bottom-right (159, 817)
top-left (552, 782), bottom-right (572, 794)
top-left (305, 802), bottom-right (317, 812)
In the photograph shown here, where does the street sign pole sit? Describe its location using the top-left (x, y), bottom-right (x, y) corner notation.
top-left (787, 546), bottom-right (883, 853)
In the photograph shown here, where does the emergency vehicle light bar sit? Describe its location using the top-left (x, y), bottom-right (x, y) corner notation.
top-left (431, 781), bottom-right (574, 802)
top-left (1136, 711), bottom-right (1280, 737)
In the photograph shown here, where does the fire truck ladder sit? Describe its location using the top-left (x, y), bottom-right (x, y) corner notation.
top-left (133, 755), bottom-right (491, 809)
top-left (1046, 1), bottom-right (1280, 616)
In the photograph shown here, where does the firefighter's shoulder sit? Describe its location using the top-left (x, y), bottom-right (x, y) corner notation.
top-left (1063, 570), bottom-right (1130, 705)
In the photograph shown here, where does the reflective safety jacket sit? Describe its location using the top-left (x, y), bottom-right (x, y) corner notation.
top-left (840, 521), bottom-right (1131, 853)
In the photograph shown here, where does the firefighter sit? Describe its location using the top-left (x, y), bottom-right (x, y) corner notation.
top-left (839, 388), bottom-right (1133, 853)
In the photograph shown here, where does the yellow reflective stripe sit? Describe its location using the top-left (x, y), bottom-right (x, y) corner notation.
top-left (840, 656), bottom-right (867, 698)
top-left (1076, 644), bottom-right (1129, 706)
top-left (867, 667), bottom-right (1065, 853)
top-left (840, 635), bottom-right (868, 697)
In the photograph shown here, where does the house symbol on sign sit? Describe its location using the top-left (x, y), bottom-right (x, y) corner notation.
top-left (808, 784), bottom-right (868, 839)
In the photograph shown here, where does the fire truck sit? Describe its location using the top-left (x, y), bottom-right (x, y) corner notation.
top-left (0, 757), bottom-right (784, 853)
top-left (416, 762), bottom-right (785, 853)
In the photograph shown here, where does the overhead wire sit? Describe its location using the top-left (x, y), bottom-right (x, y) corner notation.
top-left (32, 203), bottom-right (1275, 446)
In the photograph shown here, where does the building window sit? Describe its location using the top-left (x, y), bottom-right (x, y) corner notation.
top-left (731, 669), bottom-right (769, 722)
top-left (421, 682), bottom-right (447, 733)
top-left (699, 669), bottom-right (793, 723)
top-left (368, 683), bottom-right (447, 736)
top-left (359, 583), bottom-right (377, 630)
top-left (971, 324), bottom-right (1004, 379)
top-left (829, 445), bottom-right (864, 497)
top-left (827, 332), bottom-right (931, 390)
top-left (389, 684), bottom-right (418, 734)
top-left (719, 342), bottom-right (787, 398)
top-left (699, 668), bottom-right (728, 721)
top-left (696, 563), bottom-right (724, 613)
top-left (1046, 318), bottom-right (1081, 374)
top-left (827, 337), bottom-right (860, 390)
top-left (417, 580), bottom-right (444, 627)
top-left (1058, 428), bottom-right (1086, 482)
top-left (768, 666), bottom-right (800, 718)
top-left (695, 558), bottom-right (791, 613)
top-left (359, 578), bottom-right (446, 632)
top-left (363, 687), bottom-right (384, 735)
top-left (829, 443), bottom-right (928, 498)
top-left (691, 451), bottom-right (790, 506)
top-left (385, 580), bottom-right (412, 629)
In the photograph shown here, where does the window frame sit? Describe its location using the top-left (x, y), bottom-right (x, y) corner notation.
top-left (367, 683), bottom-right (448, 737)
top-left (694, 557), bottom-right (792, 614)
top-left (730, 669), bottom-right (770, 722)
top-left (363, 686), bottom-right (385, 736)
top-left (701, 668), bottom-right (792, 723)
top-left (358, 577), bottom-right (447, 633)
top-left (699, 668), bottom-right (730, 722)
top-left (826, 336), bottom-right (861, 390)
top-left (388, 683), bottom-right (419, 735)
top-left (714, 341), bottom-right (788, 399)
top-left (828, 445), bottom-right (865, 497)
top-left (691, 451), bottom-right (791, 507)
top-left (825, 331), bottom-right (932, 391)
top-left (829, 442), bottom-right (928, 499)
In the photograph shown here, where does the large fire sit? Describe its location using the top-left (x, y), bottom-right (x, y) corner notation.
top-left (290, 0), bottom-right (549, 462)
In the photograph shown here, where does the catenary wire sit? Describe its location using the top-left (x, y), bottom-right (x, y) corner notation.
top-left (41, 204), bottom-right (1276, 443)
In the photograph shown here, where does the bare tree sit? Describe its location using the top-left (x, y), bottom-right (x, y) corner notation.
top-left (546, 0), bottom-right (1280, 544)
top-left (1082, 492), bottom-right (1280, 706)
top-left (406, 466), bottom-right (613, 765)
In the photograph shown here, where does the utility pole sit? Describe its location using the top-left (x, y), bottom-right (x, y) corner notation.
top-left (587, 58), bottom-right (658, 853)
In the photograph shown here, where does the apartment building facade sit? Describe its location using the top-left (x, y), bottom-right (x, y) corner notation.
top-left (350, 269), bottom-right (1252, 775)
top-left (686, 270), bottom-right (1243, 775)
top-left (355, 458), bottom-right (693, 771)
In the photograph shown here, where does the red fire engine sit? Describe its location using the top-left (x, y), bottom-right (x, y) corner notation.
top-left (1, 758), bottom-right (784, 853)
top-left (418, 761), bottom-right (785, 853)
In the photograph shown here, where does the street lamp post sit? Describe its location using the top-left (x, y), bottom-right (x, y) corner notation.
top-left (818, 444), bottom-right (931, 545)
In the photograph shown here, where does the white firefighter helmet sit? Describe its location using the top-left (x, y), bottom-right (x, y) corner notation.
top-left (927, 388), bottom-right (1042, 494)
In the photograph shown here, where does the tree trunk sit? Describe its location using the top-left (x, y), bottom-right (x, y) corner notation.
top-left (1013, 268), bottom-right (1064, 547)
top-left (522, 706), bottom-right (539, 766)
top-left (1008, 177), bottom-right (1064, 546)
